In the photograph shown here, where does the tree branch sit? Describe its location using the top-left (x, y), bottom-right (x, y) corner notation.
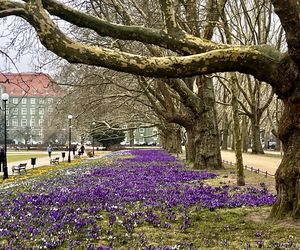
top-left (0, 0), bottom-right (290, 95)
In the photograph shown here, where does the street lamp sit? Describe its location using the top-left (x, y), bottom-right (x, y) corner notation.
top-left (68, 114), bottom-right (73, 163)
top-left (92, 122), bottom-right (96, 157)
top-left (2, 93), bottom-right (9, 179)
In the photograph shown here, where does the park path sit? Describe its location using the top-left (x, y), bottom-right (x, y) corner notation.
top-left (1, 150), bottom-right (108, 177)
top-left (221, 150), bottom-right (282, 176)
top-left (0, 149), bottom-right (283, 177)
top-left (4, 151), bottom-right (67, 176)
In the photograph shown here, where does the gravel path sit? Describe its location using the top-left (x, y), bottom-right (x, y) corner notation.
top-left (221, 150), bottom-right (282, 175)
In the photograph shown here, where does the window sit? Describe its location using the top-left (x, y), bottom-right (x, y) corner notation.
top-left (21, 119), bottom-right (27, 126)
top-left (48, 107), bottom-right (53, 113)
top-left (152, 129), bottom-right (158, 135)
top-left (21, 108), bottom-right (27, 115)
top-left (39, 108), bottom-right (44, 115)
top-left (122, 124), bottom-right (127, 129)
top-left (39, 119), bottom-right (44, 126)
top-left (12, 119), bottom-right (18, 127)
top-left (140, 138), bottom-right (144, 143)
top-left (48, 98), bottom-right (53, 104)
top-left (30, 108), bottom-right (35, 115)
top-left (139, 128), bottom-right (144, 132)
top-left (31, 98), bottom-right (36, 104)
top-left (30, 119), bottom-right (35, 127)
top-left (21, 98), bottom-right (27, 104)
top-left (13, 108), bottom-right (18, 114)
top-left (13, 98), bottom-right (18, 104)
top-left (39, 98), bottom-right (45, 104)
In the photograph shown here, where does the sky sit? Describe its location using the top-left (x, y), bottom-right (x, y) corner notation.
top-left (0, 48), bottom-right (36, 73)
top-left (0, 17), bottom-right (48, 74)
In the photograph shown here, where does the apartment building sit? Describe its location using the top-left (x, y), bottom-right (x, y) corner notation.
top-left (122, 125), bottom-right (159, 145)
top-left (0, 72), bottom-right (61, 144)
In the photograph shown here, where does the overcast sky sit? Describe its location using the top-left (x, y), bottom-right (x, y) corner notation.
top-left (0, 17), bottom-right (46, 73)
top-left (0, 50), bottom-right (35, 73)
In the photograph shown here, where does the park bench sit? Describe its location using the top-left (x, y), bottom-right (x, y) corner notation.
top-left (12, 163), bottom-right (27, 174)
top-left (50, 157), bottom-right (60, 165)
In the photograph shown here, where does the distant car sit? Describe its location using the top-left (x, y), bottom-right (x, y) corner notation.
top-left (269, 141), bottom-right (277, 149)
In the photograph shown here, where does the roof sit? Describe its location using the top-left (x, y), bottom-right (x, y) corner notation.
top-left (0, 72), bottom-right (62, 97)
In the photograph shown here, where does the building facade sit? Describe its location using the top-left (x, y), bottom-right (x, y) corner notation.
top-left (0, 73), bottom-right (61, 144)
top-left (122, 125), bottom-right (159, 146)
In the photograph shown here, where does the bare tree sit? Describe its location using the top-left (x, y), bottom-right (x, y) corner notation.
top-left (2, 0), bottom-right (300, 219)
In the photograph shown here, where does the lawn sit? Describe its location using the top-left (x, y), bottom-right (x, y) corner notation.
top-left (0, 149), bottom-right (299, 249)
top-left (7, 152), bottom-right (49, 163)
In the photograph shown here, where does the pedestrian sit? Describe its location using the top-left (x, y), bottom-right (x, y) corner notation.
top-left (47, 145), bottom-right (53, 158)
top-left (80, 145), bottom-right (85, 155)
top-left (0, 146), bottom-right (4, 172)
top-left (72, 145), bottom-right (76, 156)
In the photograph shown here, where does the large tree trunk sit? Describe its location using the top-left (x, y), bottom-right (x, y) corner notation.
top-left (250, 115), bottom-right (264, 154)
top-left (270, 99), bottom-right (300, 219)
top-left (193, 78), bottom-right (222, 169)
top-left (160, 124), bottom-right (182, 154)
top-left (185, 128), bottom-right (196, 162)
top-left (193, 117), bottom-right (222, 169)
top-left (129, 129), bottom-right (134, 147)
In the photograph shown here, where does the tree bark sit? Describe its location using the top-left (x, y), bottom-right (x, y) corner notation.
top-left (193, 116), bottom-right (222, 169)
top-left (242, 116), bottom-right (249, 152)
top-left (193, 77), bottom-right (222, 169)
top-left (250, 115), bottom-right (264, 154)
top-left (264, 128), bottom-right (270, 150)
top-left (129, 129), bottom-right (134, 147)
top-left (160, 124), bottom-right (182, 154)
top-left (270, 98), bottom-right (300, 219)
top-left (231, 130), bottom-right (235, 150)
top-left (185, 128), bottom-right (196, 163)
top-left (231, 75), bottom-right (245, 186)
top-left (221, 115), bottom-right (229, 150)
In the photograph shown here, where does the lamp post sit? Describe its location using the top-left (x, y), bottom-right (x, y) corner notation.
top-left (92, 122), bottom-right (95, 157)
top-left (2, 93), bottom-right (9, 179)
top-left (68, 114), bottom-right (73, 163)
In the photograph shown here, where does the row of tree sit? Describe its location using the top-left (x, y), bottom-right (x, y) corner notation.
top-left (0, 0), bottom-right (298, 220)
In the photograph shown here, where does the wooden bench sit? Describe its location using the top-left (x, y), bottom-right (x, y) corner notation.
top-left (12, 163), bottom-right (27, 174)
top-left (50, 157), bottom-right (60, 165)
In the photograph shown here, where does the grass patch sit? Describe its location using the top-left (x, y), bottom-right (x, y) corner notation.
top-left (7, 153), bottom-right (49, 163)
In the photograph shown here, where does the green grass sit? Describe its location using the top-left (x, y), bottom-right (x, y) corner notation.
top-left (7, 153), bottom-right (48, 163)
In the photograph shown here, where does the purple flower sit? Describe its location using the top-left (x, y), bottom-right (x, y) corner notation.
top-left (0, 149), bottom-right (276, 248)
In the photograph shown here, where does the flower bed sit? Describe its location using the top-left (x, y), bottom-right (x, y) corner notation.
top-left (0, 149), bottom-right (276, 249)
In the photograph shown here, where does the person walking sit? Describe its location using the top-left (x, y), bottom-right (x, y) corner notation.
top-left (47, 145), bottom-right (53, 158)
top-left (80, 145), bottom-right (85, 155)
top-left (72, 145), bottom-right (77, 156)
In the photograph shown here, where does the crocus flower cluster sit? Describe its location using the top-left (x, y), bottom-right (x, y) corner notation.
top-left (0, 149), bottom-right (276, 249)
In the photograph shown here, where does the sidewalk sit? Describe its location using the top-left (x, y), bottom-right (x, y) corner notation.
top-left (221, 150), bottom-right (282, 175)
top-left (1, 151), bottom-right (74, 176)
